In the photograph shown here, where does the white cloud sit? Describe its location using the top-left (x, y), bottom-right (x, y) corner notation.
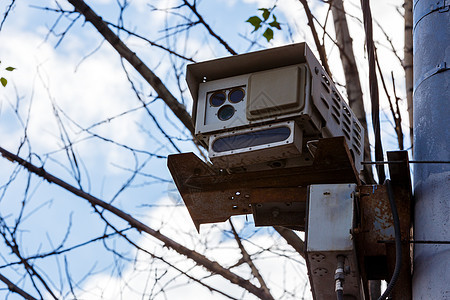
top-left (0, 24), bottom-right (151, 173)
top-left (76, 196), bottom-right (310, 299)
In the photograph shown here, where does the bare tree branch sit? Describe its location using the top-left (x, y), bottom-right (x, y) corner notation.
top-left (403, 0), bottom-right (413, 149)
top-left (0, 224), bottom-right (58, 299)
top-left (0, 273), bottom-right (37, 300)
top-left (106, 21), bottom-right (196, 62)
top-left (390, 71), bottom-right (404, 150)
top-left (0, 146), bottom-right (274, 300)
top-left (182, 0), bottom-right (237, 55)
top-left (230, 221), bottom-right (273, 300)
top-left (298, 0), bottom-right (332, 77)
top-left (274, 227), bottom-right (305, 260)
top-left (375, 52), bottom-right (404, 150)
top-left (67, 0), bottom-right (195, 135)
top-left (94, 207), bottom-right (240, 300)
top-left (0, 0), bottom-right (16, 31)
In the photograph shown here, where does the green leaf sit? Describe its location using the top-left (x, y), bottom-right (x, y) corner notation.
top-left (262, 28), bottom-right (274, 42)
top-left (5, 66), bottom-right (15, 71)
top-left (246, 16), bottom-right (262, 31)
top-left (258, 8), bottom-right (270, 21)
top-left (269, 15), bottom-right (281, 30)
top-left (1, 77), bottom-right (7, 87)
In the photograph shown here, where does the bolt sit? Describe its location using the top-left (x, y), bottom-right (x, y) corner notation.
top-left (272, 208), bottom-right (280, 218)
top-left (345, 266), bottom-right (351, 274)
top-left (351, 228), bottom-right (362, 234)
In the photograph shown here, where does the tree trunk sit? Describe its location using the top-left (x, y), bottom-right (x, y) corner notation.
top-left (404, 0), bottom-right (413, 151)
top-left (331, 0), bottom-right (374, 183)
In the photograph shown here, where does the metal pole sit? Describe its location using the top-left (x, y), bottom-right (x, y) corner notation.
top-left (413, 1), bottom-right (450, 299)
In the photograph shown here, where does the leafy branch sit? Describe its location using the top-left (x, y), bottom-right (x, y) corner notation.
top-left (246, 8), bottom-right (281, 42)
top-left (0, 61), bottom-right (15, 87)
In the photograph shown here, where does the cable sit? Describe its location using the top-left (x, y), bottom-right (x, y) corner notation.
top-left (360, 0), bottom-right (385, 183)
top-left (362, 160), bottom-right (450, 165)
top-left (335, 255), bottom-right (346, 300)
top-left (377, 179), bottom-right (402, 300)
top-left (336, 289), bottom-right (344, 300)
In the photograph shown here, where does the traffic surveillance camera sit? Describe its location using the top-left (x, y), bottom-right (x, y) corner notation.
top-left (186, 43), bottom-right (364, 171)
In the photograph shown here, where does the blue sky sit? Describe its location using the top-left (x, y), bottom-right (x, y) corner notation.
top-left (0, 0), bottom-right (408, 299)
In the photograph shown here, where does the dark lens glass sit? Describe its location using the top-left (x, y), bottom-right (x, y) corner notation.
top-left (210, 92), bottom-right (226, 107)
top-left (212, 127), bottom-right (291, 152)
top-left (229, 88), bottom-right (245, 103)
top-left (217, 105), bottom-right (235, 121)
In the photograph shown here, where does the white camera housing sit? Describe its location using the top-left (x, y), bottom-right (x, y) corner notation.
top-left (186, 43), bottom-right (364, 171)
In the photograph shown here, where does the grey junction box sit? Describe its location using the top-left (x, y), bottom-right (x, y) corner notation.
top-left (306, 184), bottom-right (364, 300)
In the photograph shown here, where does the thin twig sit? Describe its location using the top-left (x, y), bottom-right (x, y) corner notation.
top-left (67, 0), bottom-right (195, 135)
top-left (0, 146), bottom-right (274, 300)
top-left (0, 273), bottom-right (37, 300)
top-left (183, 0), bottom-right (237, 55)
top-left (230, 221), bottom-right (274, 300)
top-left (298, 0), bottom-right (332, 77)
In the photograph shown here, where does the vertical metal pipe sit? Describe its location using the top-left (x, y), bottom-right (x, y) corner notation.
top-left (413, 0), bottom-right (450, 299)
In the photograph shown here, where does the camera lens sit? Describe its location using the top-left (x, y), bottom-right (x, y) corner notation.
top-left (229, 88), bottom-right (245, 103)
top-left (217, 105), bottom-right (235, 121)
top-left (210, 92), bottom-right (226, 107)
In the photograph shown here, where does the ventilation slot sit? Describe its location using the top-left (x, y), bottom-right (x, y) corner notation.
top-left (343, 129), bottom-right (351, 141)
top-left (343, 122), bottom-right (351, 133)
top-left (343, 106), bottom-right (351, 117)
top-left (353, 145), bottom-right (361, 156)
top-left (321, 73), bottom-right (330, 85)
top-left (344, 115), bottom-right (351, 126)
top-left (320, 95), bottom-right (330, 109)
top-left (353, 121), bottom-right (362, 133)
top-left (342, 108), bottom-right (351, 124)
top-left (332, 90), bottom-right (341, 102)
top-left (332, 106), bottom-right (341, 117)
top-left (321, 81), bottom-right (330, 94)
top-left (332, 96), bottom-right (341, 109)
top-left (332, 113), bottom-right (340, 125)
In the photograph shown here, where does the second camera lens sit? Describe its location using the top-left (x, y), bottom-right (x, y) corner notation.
top-left (210, 92), bottom-right (226, 107)
top-left (229, 88), bottom-right (245, 103)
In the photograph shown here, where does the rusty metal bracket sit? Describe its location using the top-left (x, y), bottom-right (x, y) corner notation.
top-left (354, 151), bottom-right (412, 299)
top-left (168, 137), bottom-right (360, 231)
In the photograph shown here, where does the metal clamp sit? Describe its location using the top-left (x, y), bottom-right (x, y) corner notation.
top-left (414, 62), bottom-right (449, 93)
top-left (414, 0), bottom-right (449, 30)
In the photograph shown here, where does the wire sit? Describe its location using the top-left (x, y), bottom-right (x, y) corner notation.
top-left (378, 179), bottom-right (402, 300)
top-left (362, 160), bottom-right (450, 165)
top-left (360, 0), bottom-right (385, 183)
top-left (378, 240), bottom-right (450, 244)
top-left (336, 289), bottom-right (344, 300)
top-left (335, 255), bottom-right (346, 300)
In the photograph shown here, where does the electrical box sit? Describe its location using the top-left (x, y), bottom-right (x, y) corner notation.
top-left (306, 184), bottom-right (364, 300)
